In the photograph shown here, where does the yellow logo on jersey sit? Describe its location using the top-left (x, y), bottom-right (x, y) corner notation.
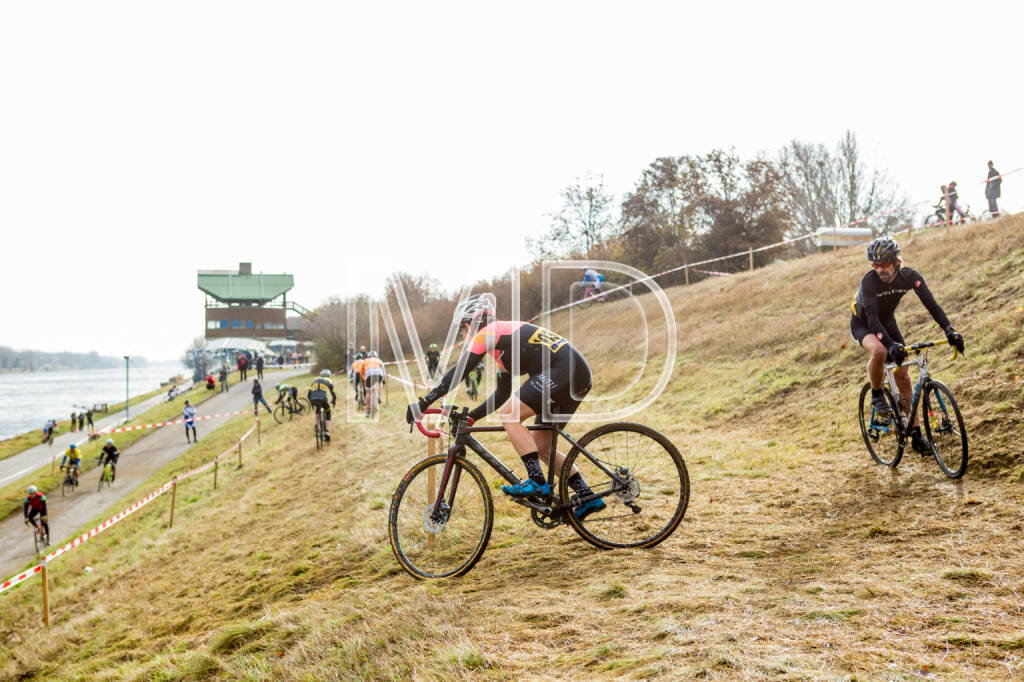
top-left (527, 328), bottom-right (567, 352)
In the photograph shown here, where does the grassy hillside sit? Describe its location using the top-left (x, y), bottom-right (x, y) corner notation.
top-left (1, 216), bottom-right (1022, 680)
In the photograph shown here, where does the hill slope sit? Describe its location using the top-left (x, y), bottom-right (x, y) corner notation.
top-left (1, 216), bottom-right (1023, 680)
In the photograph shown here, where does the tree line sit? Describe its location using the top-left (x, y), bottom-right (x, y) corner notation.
top-left (0, 347), bottom-right (142, 373)
top-left (311, 131), bottom-right (906, 369)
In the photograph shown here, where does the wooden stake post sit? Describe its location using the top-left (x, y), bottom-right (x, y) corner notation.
top-left (237, 439), bottom-right (243, 468)
top-left (40, 559), bottom-right (50, 627)
top-left (684, 258), bottom-right (689, 285)
top-left (169, 477), bottom-right (177, 528)
top-left (748, 247), bottom-right (754, 272)
top-left (213, 457), bottom-right (219, 490)
top-left (256, 418), bottom-right (261, 445)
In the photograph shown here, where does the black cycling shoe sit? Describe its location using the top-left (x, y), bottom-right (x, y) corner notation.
top-left (871, 393), bottom-right (892, 419)
top-left (910, 428), bottom-right (931, 456)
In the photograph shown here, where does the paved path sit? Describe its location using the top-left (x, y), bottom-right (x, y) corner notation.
top-left (0, 366), bottom-right (306, 578)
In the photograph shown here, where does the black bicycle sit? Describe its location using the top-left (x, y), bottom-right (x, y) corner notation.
top-left (60, 466), bottom-right (79, 496)
top-left (313, 405), bottom-right (330, 449)
top-left (858, 339), bottom-right (968, 478)
top-left (272, 397), bottom-right (307, 424)
top-left (389, 406), bottom-right (690, 579)
top-left (29, 516), bottom-right (49, 554)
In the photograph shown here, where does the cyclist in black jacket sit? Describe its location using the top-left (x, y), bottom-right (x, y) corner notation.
top-left (851, 237), bottom-right (965, 453)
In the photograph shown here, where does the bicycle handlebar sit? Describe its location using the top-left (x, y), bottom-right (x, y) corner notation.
top-left (413, 407), bottom-right (475, 439)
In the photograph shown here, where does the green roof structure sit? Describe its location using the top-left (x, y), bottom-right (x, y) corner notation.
top-left (197, 271), bottom-right (294, 304)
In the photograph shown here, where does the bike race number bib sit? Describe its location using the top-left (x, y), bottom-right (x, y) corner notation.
top-left (527, 327), bottom-right (568, 353)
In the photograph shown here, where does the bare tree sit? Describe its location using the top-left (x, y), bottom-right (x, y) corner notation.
top-left (180, 336), bottom-right (212, 382)
top-left (779, 130), bottom-right (908, 237)
top-left (528, 173), bottom-right (616, 258)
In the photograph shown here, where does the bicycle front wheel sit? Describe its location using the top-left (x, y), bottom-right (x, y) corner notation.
top-left (923, 380), bottom-right (968, 478)
top-left (858, 382), bottom-right (904, 467)
top-left (33, 527), bottom-right (45, 554)
top-left (297, 397), bottom-right (312, 415)
top-left (314, 415), bottom-right (323, 450)
top-left (388, 455), bottom-right (493, 579)
top-left (560, 423), bottom-right (689, 550)
top-left (62, 477), bottom-right (72, 497)
top-left (273, 405), bottom-right (291, 424)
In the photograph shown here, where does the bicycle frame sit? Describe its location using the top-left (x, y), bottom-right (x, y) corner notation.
top-left (422, 408), bottom-right (632, 523)
top-left (875, 341), bottom-right (953, 435)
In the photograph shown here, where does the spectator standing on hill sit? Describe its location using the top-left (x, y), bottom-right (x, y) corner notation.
top-left (256, 354), bottom-right (264, 381)
top-left (251, 379), bottom-right (272, 416)
top-left (77, 413), bottom-right (85, 432)
top-left (986, 161), bottom-right (1002, 218)
top-left (238, 354), bottom-right (247, 381)
top-left (70, 411), bottom-right (76, 433)
top-left (219, 365), bottom-right (229, 392)
top-left (86, 409), bottom-right (94, 433)
top-left (947, 181), bottom-right (966, 223)
top-left (183, 399), bottom-right (198, 443)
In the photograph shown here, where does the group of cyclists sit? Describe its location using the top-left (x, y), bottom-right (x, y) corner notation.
top-left (24, 437), bottom-right (122, 547)
top-left (19, 243), bottom-right (965, 555)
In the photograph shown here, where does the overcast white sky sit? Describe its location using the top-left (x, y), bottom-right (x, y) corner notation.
top-left (2, 1), bottom-right (1021, 361)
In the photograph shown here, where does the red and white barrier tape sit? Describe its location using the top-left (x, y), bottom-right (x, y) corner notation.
top-left (389, 374), bottom-right (432, 391)
top-left (97, 409), bottom-right (249, 436)
top-left (694, 268), bottom-right (733, 277)
top-left (1, 419), bottom-right (260, 595)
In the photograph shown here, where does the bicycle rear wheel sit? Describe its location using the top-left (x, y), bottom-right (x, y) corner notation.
top-left (560, 423), bottom-right (689, 550)
top-left (389, 455), bottom-right (493, 578)
top-left (858, 382), bottom-right (904, 467)
top-left (273, 405), bottom-right (291, 424)
top-left (923, 380), bottom-right (968, 478)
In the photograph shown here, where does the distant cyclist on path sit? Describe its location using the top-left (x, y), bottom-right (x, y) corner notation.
top-left (23, 486), bottom-right (49, 543)
top-left (98, 438), bottom-right (120, 482)
top-left (308, 370), bottom-right (337, 441)
top-left (183, 399), bottom-right (198, 443)
top-left (850, 237), bottom-right (965, 455)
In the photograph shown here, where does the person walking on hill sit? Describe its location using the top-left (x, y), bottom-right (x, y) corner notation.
top-left (77, 412), bottom-right (85, 432)
top-left (256, 354), bottom-right (264, 381)
top-left (70, 411), bottom-right (76, 433)
top-left (219, 365), bottom-right (229, 392)
top-left (947, 181), bottom-right (967, 223)
top-left (986, 161), bottom-right (1002, 218)
top-left (86, 409), bottom-right (94, 434)
top-left (851, 238), bottom-right (965, 455)
top-left (183, 400), bottom-right (198, 443)
top-left (252, 379), bottom-right (272, 416)
top-left (238, 354), bottom-right (248, 381)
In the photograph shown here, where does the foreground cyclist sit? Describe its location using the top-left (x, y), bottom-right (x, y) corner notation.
top-left (405, 294), bottom-right (605, 520)
top-left (99, 438), bottom-right (120, 482)
top-left (23, 485), bottom-right (49, 543)
top-left (308, 369), bottom-right (337, 441)
top-left (851, 237), bottom-right (965, 454)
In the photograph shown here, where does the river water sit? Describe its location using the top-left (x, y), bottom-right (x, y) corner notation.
top-left (0, 362), bottom-right (185, 440)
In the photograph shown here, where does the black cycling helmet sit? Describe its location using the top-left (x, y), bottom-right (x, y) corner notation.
top-left (866, 237), bottom-right (900, 264)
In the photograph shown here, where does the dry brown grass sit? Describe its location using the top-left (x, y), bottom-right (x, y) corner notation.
top-left (1, 216), bottom-right (1023, 680)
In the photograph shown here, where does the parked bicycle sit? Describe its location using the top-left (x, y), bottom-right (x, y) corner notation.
top-left (60, 465), bottom-right (79, 496)
top-left (389, 406), bottom-right (690, 578)
top-left (858, 339), bottom-right (967, 478)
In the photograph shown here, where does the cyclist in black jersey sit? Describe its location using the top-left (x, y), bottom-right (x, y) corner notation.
top-left (852, 237), bottom-right (965, 454)
top-left (405, 294), bottom-right (605, 520)
top-left (99, 438), bottom-right (120, 481)
top-left (425, 344), bottom-right (441, 376)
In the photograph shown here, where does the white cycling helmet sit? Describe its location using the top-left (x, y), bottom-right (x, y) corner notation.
top-left (454, 293), bottom-right (496, 329)
top-left (369, 350), bottom-right (378, 358)
top-left (106, 438), bottom-right (114, 445)
top-left (27, 485), bottom-right (37, 494)
top-left (320, 369), bottom-right (331, 377)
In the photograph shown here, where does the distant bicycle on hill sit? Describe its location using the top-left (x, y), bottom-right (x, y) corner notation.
top-left (858, 339), bottom-right (968, 478)
top-left (390, 405), bottom-right (690, 578)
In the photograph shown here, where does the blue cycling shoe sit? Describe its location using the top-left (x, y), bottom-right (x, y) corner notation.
top-left (573, 497), bottom-right (607, 521)
top-left (501, 478), bottom-right (551, 497)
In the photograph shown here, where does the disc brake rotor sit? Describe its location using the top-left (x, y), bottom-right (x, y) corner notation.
top-left (422, 503), bottom-right (449, 534)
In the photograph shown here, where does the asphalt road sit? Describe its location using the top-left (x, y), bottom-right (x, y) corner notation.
top-left (0, 366), bottom-right (307, 578)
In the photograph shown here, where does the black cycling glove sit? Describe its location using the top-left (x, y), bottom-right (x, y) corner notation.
top-left (887, 342), bottom-right (907, 365)
top-left (945, 327), bottom-right (965, 354)
top-left (404, 397), bottom-right (431, 425)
